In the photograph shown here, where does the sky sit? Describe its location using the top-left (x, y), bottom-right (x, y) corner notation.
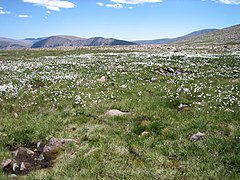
top-left (0, 0), bottom-right (240, 40)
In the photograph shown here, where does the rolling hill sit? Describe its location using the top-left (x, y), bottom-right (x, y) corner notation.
top-left (31, 36), bottom-right (136, 48)
top-left (0, 37), bottom-right (32, 49)
top-left (0, 36), bottom-right (136, 49)
top-left (179, 24), bottom-right (240, 44)
top-left (0, 24), bottom-right (239, 49)
top-left (134, 29), bottom-right (218, 45)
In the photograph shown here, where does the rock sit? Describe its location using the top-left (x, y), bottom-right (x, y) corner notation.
top-left (43, 138), bottom-right (64, 155)
top-left (98, 76), bottom-right (106, 82)
top-left (190, 132), bottom-right (205, 141)
top-left (36, 154), bottom-right (45, 161)
top-left (141, 131), bottom-right (150, 136)
top-left (12, 150), bottom-right (18, 158)
top-left (37, 142), bottom-right (41, 148)
top-left (14, 147), bottom-right (34, 159)
top-left (20, 162), bottom-right (26, 171)
top-left (178, 103), bottom-right (191, 111)
top-left (43, 137), bottom-right (78, 156)
top-left (167, 67), bottom-right (175, 73)
top-left (25, 148), bottom-right (35, 155)
top-left (13, 113), bottom-right (18, 118)
top-left (105, 109), bottom-right (129, 117)
top-left (1, 159), bottom-right (12, 169)
top-left (12, 163), bottom-right (19, 172)
top-left (120, 84), bottom-right (127, 88)
top-left (150, 77), bottom-right (158, 82)
top-left (9, 174), bottom-right (17, 178)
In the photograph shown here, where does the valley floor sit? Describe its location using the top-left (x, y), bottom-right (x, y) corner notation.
top-left (0, 45), bottom-right (239, 179)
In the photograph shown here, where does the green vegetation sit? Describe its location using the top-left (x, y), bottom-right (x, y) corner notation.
top-left (0, 47), bottom-right (239, 179)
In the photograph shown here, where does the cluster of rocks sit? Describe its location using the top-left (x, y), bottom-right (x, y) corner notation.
top-left (1, 137), bottom-right (78, 176)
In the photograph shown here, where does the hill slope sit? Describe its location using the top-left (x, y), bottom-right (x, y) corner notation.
top-left (31, 36), bottom-right (136, 48)
top-left (0, 36), bottom-right (136, 49)
top-left (0, 37), bottom-right (32, 49)
top-left (134, 29), bottom-right (218, 45)
top-left (180, 24), bottom-right (240, 44)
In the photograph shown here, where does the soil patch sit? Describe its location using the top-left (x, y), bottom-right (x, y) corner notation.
top-left (1, 138), bottom-right (78, 176)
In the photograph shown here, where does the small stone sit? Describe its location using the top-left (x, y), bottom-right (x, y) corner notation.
top-left (49, 137), bottom-right (59, 145)
top-left (13, 113), bottom-right (18, 118)
top-left (98, 76), bottom-right (106, 82)
top-left (178, 103), bottom-right (191, 109)
top-left (25, 148), bottom-right (35, 155)
top-left (178, 103), bottom-right (191, 111)
top-left (1, 159), bottom-right (12, 169)
top-left (105, 109), bottom-right (129, 117)
top-left (167, 67), bottom-right (175, 73)
top-left (150, 77), bottom-right (158, 82)
top-left (190, 132), bottom-right (205, 141)
top-left (15, 147), bottom-right (34, 158)
top-left (9, 174), bottom-right (17, 178)
top-left (43, 137), bottom-right (78, 155)
top-left (20, 162), bottom-right (26, 171)
top-left (12, 150), bottom-right (18, 158)
top-left (43, 138), bottom-right (63, 154)
top-left (37, 142), bottom-right (41, 148)
top-left (120, 84), bottom-right (127, 88)
top-left (141, 131), bottom-right (150, 136)
top-left (12, 163), bottom-right (19, 172)
top-left (37, 154), bottom-right (45, 161)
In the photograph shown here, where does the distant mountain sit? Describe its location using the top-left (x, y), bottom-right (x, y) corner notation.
top-left (134, 29), bottom-right (218, 45)
top-left (22, 37), bottom-right (46, 44)
top-left (1, 24), bottom-right (239, 49)
top-left (31, 36), bottom-right (136, 48)
top-left (82, 37), bottom-right (136, 46)
top-left (0, 35), bottom-right (136, 49)
top-left (179, 24), bottom-right (240, 44)
top-left (31, 36), bottom-right (81, 48)
top-left (0, 37), bottom-right (32, 49)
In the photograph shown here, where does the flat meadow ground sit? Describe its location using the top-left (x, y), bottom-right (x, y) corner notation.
top-left (0, 45), bottom-right (239, 179)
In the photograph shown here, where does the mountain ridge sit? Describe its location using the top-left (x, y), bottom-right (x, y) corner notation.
top-left (0, 36), bottom-right (136, 49)
top-left (134, 29), bottom-right (218, 45)
top-left (0, 24), bottom-right (239, 49)
top-left (178, 24), bottom-right (240, 44)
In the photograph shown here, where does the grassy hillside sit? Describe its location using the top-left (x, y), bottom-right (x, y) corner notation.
top-left (0, 46), bottom-right (239, 179)
top-left (134, 29), bottom-right (218, 45)
top-left (181, 24), bottom-right (240, 45)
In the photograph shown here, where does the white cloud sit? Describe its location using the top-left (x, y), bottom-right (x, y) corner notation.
top-left (218, 0), bottom-right (240, 4)
top-left (97, 0), bottom-right (161, 9)
top-left (0, 10), bottom-right (11, 14)
top-left (22, 0), bottom-right (75, 11)
top-left (96, 2), bottom-right (104, 6)
top-left (45, 16), bottom-right (48, 19)
top-left (0, 7), bottom-right (3, 9)
top-left (18, 14), bottom-right (31, 18)
top-left (106, 3), bottom-right (123, 8)
top-left (46, 10), bottom-right (51, 13)
top-left (110, 0), bottom-right (162, 4)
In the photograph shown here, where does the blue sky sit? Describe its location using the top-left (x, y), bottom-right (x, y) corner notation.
top-left (0, 0), bottom-right (240, 40)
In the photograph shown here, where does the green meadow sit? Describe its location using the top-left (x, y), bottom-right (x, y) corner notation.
top-left (0, 46), bottom-right (239, 179)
